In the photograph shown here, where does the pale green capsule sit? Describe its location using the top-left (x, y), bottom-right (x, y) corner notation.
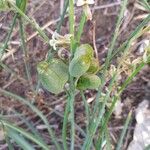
top-left (76, 74), bottom-right (101, 90)
top-left (69, 55), bottom-right (91, 77)
top-left (69, 44), bottom-right (94, 77)
top-left (37, 59), bottom-right (68, 94)
top-left (74, 44), bottom-right (94, 59)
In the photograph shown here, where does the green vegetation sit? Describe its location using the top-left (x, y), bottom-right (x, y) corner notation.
top-left (0, 0), bottom-right (150, 149)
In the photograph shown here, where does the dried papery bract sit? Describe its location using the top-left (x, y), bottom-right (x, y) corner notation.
top-left (143, 45), bottom-right (150, 63)
top-left (50, 31), bottom-right (72, 50)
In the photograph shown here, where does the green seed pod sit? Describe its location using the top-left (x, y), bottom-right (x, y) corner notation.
top-left (69, 44), bottom-right (94, 77)
top-left (37, 59), bottom-right (69, 94)
top-left (74, 44), bottom-right (94, 59)
top-left (87, 58), bottom-right (100, 74)
top-left (16, 0), bottom-right (27, 12)
top-left (76, 74), bottom-right (101, 90)
top-left (69, 55), bottom-right (91, 77)
top-left (0, 0), bottom-right (15, 11)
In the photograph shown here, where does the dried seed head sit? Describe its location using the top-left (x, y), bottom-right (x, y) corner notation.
top-left (50, 31), bottom-right (72, 50)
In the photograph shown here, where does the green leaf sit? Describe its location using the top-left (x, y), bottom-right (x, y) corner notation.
top-left (16, 0), bottom-right (27, 13)
top-left (76, 74), bottom-right (101, 90)
top-left (0, 89), bottom-right (61, 149)
top-left (69, 44), bottom-right (94, 77)
top-left (7, 128), bottom-right (35, 150)
top-left (116, 111), bottom-right (132, 150)
top-left (37, 59), bottom-right (69, 94)
top-left (0, 120), bottom-right (49, 150)
top-left (87, 58), bottom-right (100, 74)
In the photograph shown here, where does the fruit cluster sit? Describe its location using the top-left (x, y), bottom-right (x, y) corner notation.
top-left (37, 44), bottom-right (101, 94)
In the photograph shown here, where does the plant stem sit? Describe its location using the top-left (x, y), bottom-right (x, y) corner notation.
top-left (91, 0), bottom-right (128, 137)
top-left (92, 16), bottom-right (150, 130)
top-left (2, 120), bottom-right (49, 150)
top-left (109, 15), bottom-right (150, 64)
top-left (0, 14), bottom-right (17, 60)
top-left (57, 0), bottom-right (69, 33)
top-left (69, 0), bottom-right (75, 53)
top-left (68, 0), bottom-right (76, 149)
top-left (104, 0), bottom-right (128, 71)
top-left (9, 1), bottom-right (49, 43)
top-left (62, 95), bottom-right (70, 150)
top-left (76, 12), bottom-right (86, 44)
top-left (96, 58), bottom-right (149, 146)
top-left (0, 62), bottom-right (26, 83)
top-left (69, 79), bottom-right (75, 150)
top-left (0, 88), bottom-right (61, 150)
top-left (80, 91), bottom-right (90, 134)
top-left (19, 18), bottom-right (34, 92)
top-left (82, 74), bottom-right (117, 150)
top-left (118, 62), bottom-right (146, 94)
top-left (116, 111), bottom-right (132, 150)
top-left (94, 16), bottom-right (150, 143)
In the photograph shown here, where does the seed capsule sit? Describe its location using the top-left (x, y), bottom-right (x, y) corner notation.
top-left (69, 44), bottom-right (94, 77)
top-left (76, 74), bottom-right (101, 90)
top-left (87, 58), bottom-right (100, 74)
top-left (37, 59), bottom-right (69, 94)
